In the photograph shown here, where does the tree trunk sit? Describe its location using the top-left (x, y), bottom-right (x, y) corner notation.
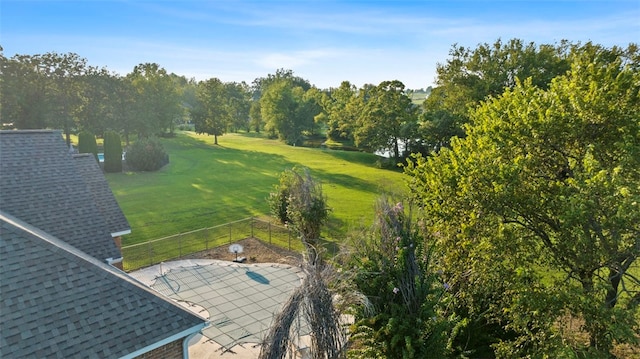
top-left (214, 134), bottom-right (218, 145)
top-left (580, 272), bottom-right (613, 355)
top-left (65, 122), bottom-right (71, 147)
top-left (64, 97), bottom-right (71, 147)
top-left (605, 267), bottom-right (622, 309)
top-left (393, 137), bottom-right (400, 163)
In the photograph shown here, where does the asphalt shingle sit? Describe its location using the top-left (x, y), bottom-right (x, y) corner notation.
top-left (0, 212), bottom-right (206, 358)
top-left (0, 130), bottom-right (121, 261)
top-left (73, 153), bottom-right (131, 236)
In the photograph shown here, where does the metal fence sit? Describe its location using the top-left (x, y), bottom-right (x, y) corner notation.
top-left (121, 217), bottom-right (298, 272)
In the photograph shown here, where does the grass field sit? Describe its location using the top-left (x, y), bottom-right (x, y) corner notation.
top-left (106, 131), bottom-right (406, 246)
top-left (409, 90), bottom-right (429, 106)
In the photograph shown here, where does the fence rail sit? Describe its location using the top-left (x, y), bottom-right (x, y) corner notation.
top-left (121, 217), bottom-right (298, 271)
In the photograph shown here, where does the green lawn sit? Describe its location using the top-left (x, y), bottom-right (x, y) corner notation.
top-left (106, 131), bottom-right (406, 246)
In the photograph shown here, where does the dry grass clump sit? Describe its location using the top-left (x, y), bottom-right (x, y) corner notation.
top-left (259, 258), bottom-right (355, 359)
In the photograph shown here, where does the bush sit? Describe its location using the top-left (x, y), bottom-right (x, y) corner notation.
top-left (77, 131), bottom-right (98, 162)
top-left (103, 131), bottom-right (122, 173)
top-left (267, 167), bottom-right (328, 242)
top-left (125, 137), bottom-right (169, 171)
top-left (268, 170), bottom-right (294, 225)
top-left (347, 198), bottom-right (449, 358)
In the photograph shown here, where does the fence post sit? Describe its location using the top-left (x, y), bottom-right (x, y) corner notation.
top-left (269, 222), bottom-right (272, 244)
top-left (148, 239), bottom-right (153, 267)
top-left (288, 229), bottom-right (291, 250)
top-left (229, 223), bottom-right (232, 244)
top-left (205, 227), bottom-right (209, 250)
top-left (179, 233), bottom-right (182, 258)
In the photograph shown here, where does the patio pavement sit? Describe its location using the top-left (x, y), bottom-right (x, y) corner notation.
top-left (129, 259), bottom-right (310, 358)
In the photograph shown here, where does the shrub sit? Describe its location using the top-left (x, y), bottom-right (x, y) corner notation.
top-left (77, 131), bottom-right (98, 162)
top-left (268, 170), bottom-right (294, 225)
top-left (125, 137), bottom-right (169, 171)
top-left (347, 198), bottom-right (449, 358)
top-left (267, 167), bottom-right (328, 242)
top-left (103, 131), bottom-right (122, 173)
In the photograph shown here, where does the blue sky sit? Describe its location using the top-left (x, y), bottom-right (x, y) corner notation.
top-left (2, 1), bottom-right (638, 89)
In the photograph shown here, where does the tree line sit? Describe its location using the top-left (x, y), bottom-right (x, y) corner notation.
top-left (0, 39), bottom-right (574, 162)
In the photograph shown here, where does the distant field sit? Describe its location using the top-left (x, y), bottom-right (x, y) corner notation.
top-left (106, 131), bottom-right (406, 246)
top-left (409, 91), bottom-right (429, 106)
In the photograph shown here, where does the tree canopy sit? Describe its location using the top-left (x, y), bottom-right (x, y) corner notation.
top-left (405, 42), bottom-right (640, 357)
top-left (260, 79), bottom-right (319, 145)
top-left (323, 81), bottom-right (359, 142)
top-left (127, 63), bottom-right (182, 137)
top-left (355, 80), bottom-right (419, 163)
top-left (1, 53), bottom-right (198, 142)
top-left (420, 39), bottom-right (573, 153)
top-left (191, 78), bottom-right (229, 145)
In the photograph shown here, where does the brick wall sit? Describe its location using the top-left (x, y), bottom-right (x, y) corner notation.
top-left (112, 235), bottom-right (123, 270)
top-left (134, 338), bottom-right (184, 359)
top-left (113, 235), bottom-right (122, 250)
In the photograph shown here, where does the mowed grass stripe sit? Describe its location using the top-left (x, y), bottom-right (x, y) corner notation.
top-left (106, 131), bottom-right (405, 246)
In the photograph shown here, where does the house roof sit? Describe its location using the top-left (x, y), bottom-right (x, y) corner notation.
top-left (0, 211), bottom-right (206, 358)
top-left (72, 153), bottom-right (131, 237)
top-left (0, 130), bottom-right (121, 262)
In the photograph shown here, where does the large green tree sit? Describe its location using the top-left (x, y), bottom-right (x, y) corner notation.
top-left (42, 52), bottom-right (89, 146)
top-left (354, 80), bottom-right (418, 163)
top-left (251, 68), bottom-right (311, 98)
top-left (128, 63), bottom-right (181, 137)
top-left (111, 75), bottom-right (137, 145)
top-left (251, 69), bottom-right (312, 136)
top-left (77, 67), bottom-right (117, 135)
top-left (1, 52), bottom-right (89, 145)
top-left (323, 81), bottom-right (359, 142)
top-left (248, 100), bottom-right (262, 133)
top-left (191, 78), bottom-right (230, 145)
top-left (1, 53), bottom-right (49, 129)
top-left (224, 81), bottom-right (251, 132)
top-left (260, 79), bottom-right (318, 145)
top-left (405, 43), bottom-right (639, 357)
top-left (421, 39), bottom-right (572, 152)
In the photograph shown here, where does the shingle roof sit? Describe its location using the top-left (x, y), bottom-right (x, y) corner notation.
top-left (0, 211), bottom-right (206, 358)
top-left (73, 154), bottom-right (131, 237)
top-left (0, 130), bottom-right (121, 262)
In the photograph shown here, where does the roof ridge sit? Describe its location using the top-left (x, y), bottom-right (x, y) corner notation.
top-left (0, 129), bottom-right (61, 134)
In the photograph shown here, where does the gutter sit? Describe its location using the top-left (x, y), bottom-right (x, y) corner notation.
top-left (106, 257), bottom-right (124, 266)
top-left (118, 322), bottom-right (207, 359)
top-left (183, 331), bottom-right (202, 359)
top-left (112, 229), bottom-right (132, 237)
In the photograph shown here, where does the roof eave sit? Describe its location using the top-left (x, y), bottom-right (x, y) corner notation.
top-left (111, 229), bottom-right (132, 237)
top-left (117, 322), bottom-right (208, 359)
top-left (106, 257), bottom-right (124, 265)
